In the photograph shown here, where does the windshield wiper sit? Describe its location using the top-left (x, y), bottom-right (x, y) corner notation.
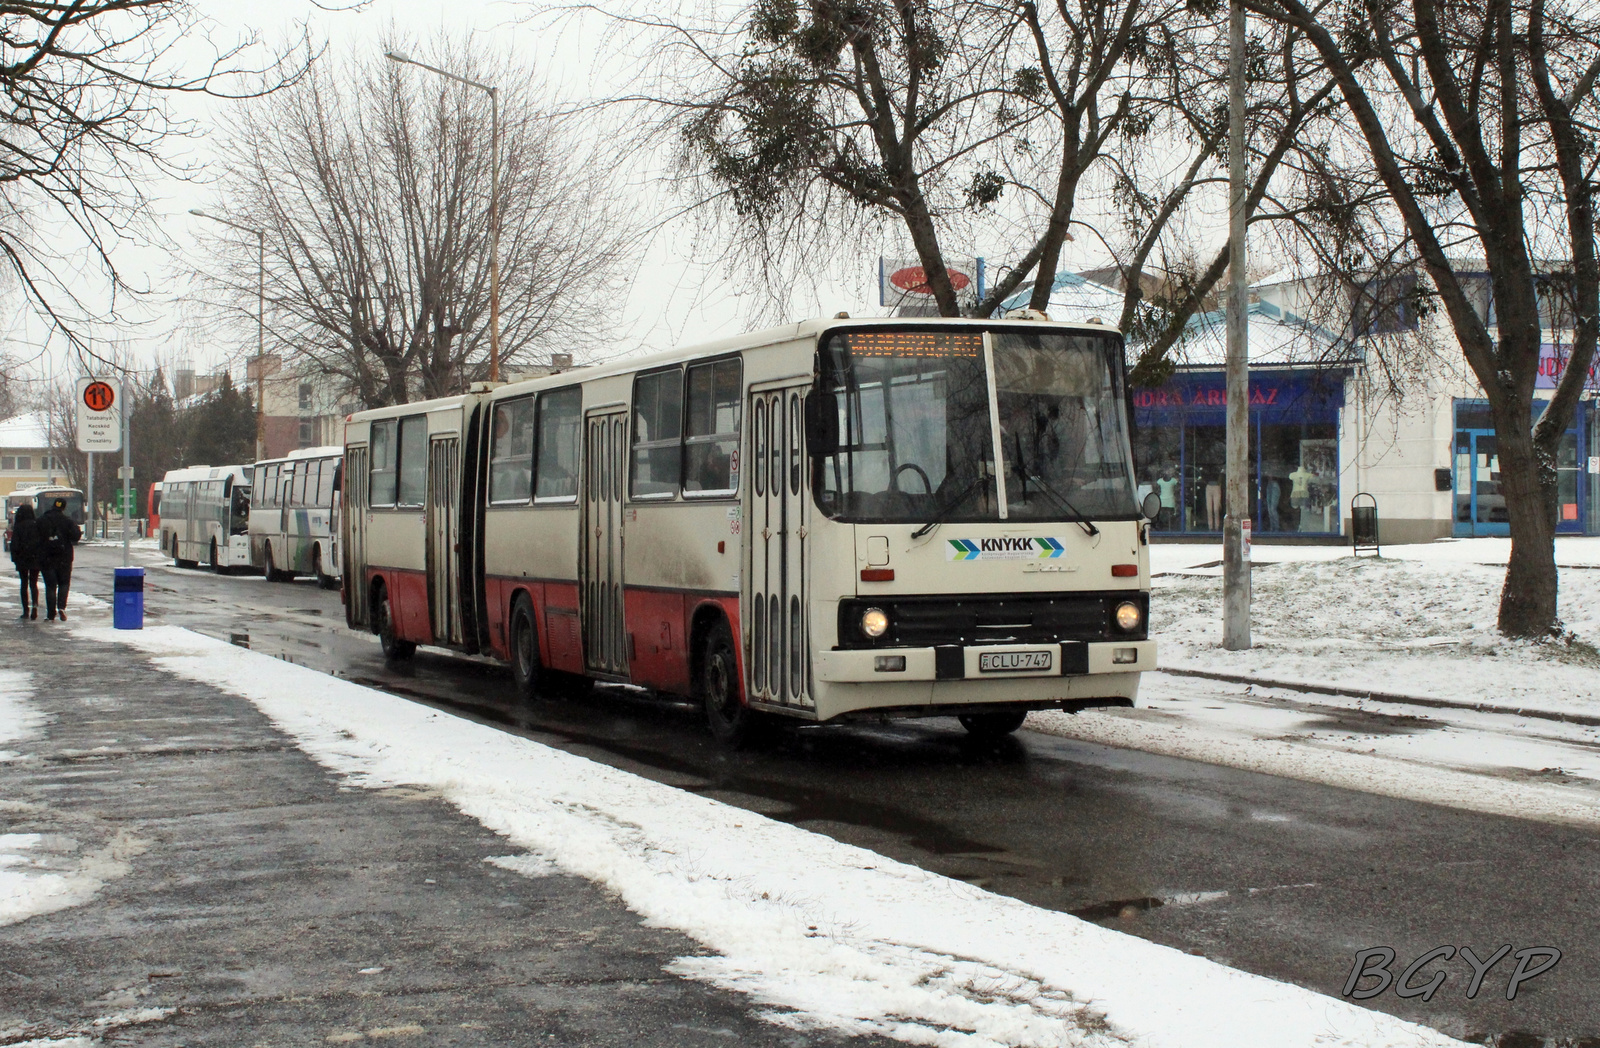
top-left (1011, 433), bottom-right (1098, 537)
top-left (911, 475), bottom-right (989, 539)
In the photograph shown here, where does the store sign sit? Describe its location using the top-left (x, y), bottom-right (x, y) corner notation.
top-left (1535, 344), bottom-right (1600, 392)
top-left (1131, 370), bottom-right (1345, 425)
top-left (947, 537), bottom-right (1066, 561)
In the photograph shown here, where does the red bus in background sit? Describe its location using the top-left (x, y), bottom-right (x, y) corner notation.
top-left (148, 481), bottom-right (162, 534)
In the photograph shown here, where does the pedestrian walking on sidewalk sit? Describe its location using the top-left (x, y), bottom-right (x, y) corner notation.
top-left (8, 503), bottom-right (41, 620)
top-left (36, 498), bottom-right (81, 622)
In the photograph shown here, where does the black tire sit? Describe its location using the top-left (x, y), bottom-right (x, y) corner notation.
top-left (209, 539), bottom-right (227, 575)
top-left (263, 543), bottom-right (285, 582)
top-left (313, 545), bottom-right (338, 590)
top-left (376, 586), bottom-right (415, 661)
top-left (702, 618), bottom-right (759, 745)
top-left (958, 710), bottom-right (1028, 738)
top-left (509, 595), bottom-right (544, 702)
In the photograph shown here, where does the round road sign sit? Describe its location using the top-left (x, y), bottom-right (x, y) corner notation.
top-left (83, 380), bottom-right (116, 413)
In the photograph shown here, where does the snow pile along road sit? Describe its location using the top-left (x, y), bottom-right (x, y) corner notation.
top-left (80, 624), bottom-right (1466, 1048)
top-left (1151, 539), bottom-right (1600, 718)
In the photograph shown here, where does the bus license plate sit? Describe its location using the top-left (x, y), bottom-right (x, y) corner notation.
top-left (979, 650), bottom-right (1052, 673)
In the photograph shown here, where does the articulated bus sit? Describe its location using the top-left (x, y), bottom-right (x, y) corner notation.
top-left (249, 446), bottom-right (344, 588)
top-left (159, 466), bottom-right (252, 571)
top-left (343, 317), bottom-right (1156, 742)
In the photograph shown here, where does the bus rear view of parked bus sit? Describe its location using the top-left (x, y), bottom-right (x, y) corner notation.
top-left (343, 317), bottom-right (1155, 744)
top-left (250, 447), bottom-right (344, 588)
top-left (159, 466), bottom-right (252, 571)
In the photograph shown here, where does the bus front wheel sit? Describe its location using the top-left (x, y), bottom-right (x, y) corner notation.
top-left (958, 711), bottom-right (1028, 738)
top-left (376, 586), bottom-right (415, 661)
top-left (263, 543), bottom-right (287, 583)
top-left (702, 618), bottom-right (760, 745)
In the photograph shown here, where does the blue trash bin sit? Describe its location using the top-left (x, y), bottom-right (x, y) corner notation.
top-left (113, 567), bottom-right (144, 630)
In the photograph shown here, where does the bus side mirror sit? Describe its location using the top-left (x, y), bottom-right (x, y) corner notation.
top-left (804, 392), bottom-right (839, 456)
top-left (1140, 490), bottom-right (1162, 521)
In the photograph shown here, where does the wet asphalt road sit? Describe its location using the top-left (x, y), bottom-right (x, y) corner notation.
top-left (72, 544), bottom-right (1600, 1047)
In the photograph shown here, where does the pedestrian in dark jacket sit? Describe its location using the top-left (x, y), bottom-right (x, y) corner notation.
top-left (36, 498), bottom-right (81, 621)
top-left (8, 504), bottom-right (41, 620)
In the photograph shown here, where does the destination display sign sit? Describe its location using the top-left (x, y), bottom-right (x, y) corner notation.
top-left (842, 330), bottom-right (983, 358)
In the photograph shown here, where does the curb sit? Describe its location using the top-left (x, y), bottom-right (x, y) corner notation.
top-left (1154, 665), bottom-right (1600, 729)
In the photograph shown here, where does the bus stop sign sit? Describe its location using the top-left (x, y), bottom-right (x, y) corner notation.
top-left (76, 377), bottom-right (122, 452)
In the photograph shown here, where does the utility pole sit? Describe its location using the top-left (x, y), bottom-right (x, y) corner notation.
top-left (384, 50), bottom-right (501, 383)
top-left (1223, 0), bottom-right (1252, 650)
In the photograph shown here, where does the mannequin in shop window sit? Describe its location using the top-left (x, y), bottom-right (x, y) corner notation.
top-left (1289, 462), bottom-right (1315, 531)
top-left (1205, 467), bottom-right (1223, 530)
top-left (1262, 467), bottom-right (1283, 532)
top-left (1155, 467), bottom-right (1179, 530)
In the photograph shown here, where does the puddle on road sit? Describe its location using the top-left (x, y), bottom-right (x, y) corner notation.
top-left (229, 633), bottom-right (249, 648)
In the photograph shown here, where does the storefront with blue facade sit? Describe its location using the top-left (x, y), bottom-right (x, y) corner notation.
top-left (1132, 368), bottom-right (1348, 537)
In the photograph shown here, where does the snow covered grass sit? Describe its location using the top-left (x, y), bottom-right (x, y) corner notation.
top-left (76, 623), bottom-right (1468, 1048)
top-left (1150, 538), bottom-right (1600, 717)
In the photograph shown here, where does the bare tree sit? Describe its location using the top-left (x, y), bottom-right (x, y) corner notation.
top-left (1239, 0), bottom-right (1600, 638)
top-left (197, 35), bottom-right (636, 409)
top-left (617, 0), bottom-right (1203, 319)
top-left (0, 2), bottom-right (314, 369)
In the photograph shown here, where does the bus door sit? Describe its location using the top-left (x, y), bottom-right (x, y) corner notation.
top-left (344, 446), bottom-right (370, 629)
top-left (747, 385), bottom-right (812, 708)
top-left (426, 436), bottom-right (462, 646)
top-left (582, 408), bottom-right (628, 676)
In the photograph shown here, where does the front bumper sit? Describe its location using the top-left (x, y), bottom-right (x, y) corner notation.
top-left (814, 639), bottom-right (1156, 683)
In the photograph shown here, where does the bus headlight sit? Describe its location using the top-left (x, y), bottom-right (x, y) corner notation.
top-left (861, 607), bottom-right (890, 639)
top-left (1114, 601), bottom-right (1142, 632)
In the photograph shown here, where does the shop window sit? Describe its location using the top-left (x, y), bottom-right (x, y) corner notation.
top-left (535, 388), bottom-right (581, 502)
top-left (396, 416), bottom-right (428, 506)
top-left (1260, 425), bottom-right (1339, 532)
top-left (370, 421), bottom-right (397, 506)
top-left (683, 358), bottom-right (741, 497)
top-left (490, 397), bottom-right (535, 504)
top-left (631, 368), bottom-right (683, 499)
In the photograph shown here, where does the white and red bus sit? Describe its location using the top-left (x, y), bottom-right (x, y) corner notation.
top-left (343, 317), bottom-right (1157, 741)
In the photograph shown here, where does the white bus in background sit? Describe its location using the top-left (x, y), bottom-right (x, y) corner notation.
top-left (158, 465), bottom-right (252, 571)
top-left (250, 446), bottom-right (343, 588)
top-left (343, 317), bottom-right (1158, 745)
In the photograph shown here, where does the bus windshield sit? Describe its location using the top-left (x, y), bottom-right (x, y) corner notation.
top-left (815, 327), bottom-right (1138, 524)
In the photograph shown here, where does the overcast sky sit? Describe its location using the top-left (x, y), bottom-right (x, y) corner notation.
top-left (5, 0), bottom-right (1156, 388)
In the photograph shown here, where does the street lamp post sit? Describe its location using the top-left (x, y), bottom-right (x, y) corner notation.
top-left (384, 49), bottom-right (500, 383)
top-left (191, 209), bottom-right (267, 460)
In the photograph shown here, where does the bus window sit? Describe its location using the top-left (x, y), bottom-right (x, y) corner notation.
top-left (397, 416), bottom-right (428, 506)
top-left (630, 368), bottom-right (682, 499)
top-left (683, 358), bottom-right (740, 497)
top-left (293, 463), bottom-right (311, 507)
top-left (534, 389), bottom-right (581, 502)
top-left (490, 397), bottom-right (535, 504)
top-left (231, 486), bottom-right (250, 534)
top-left (371, 420), bottom-right (398, 506)
top-left (316, 458), bottom-right (336, 505)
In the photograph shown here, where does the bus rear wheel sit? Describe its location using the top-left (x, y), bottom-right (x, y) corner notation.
top-left (376, 586), bottom-right (415, 661)
top-left (958, 711), bottom-right (1028, 738)
top-left (209, 538), bottom-right (227, 575)
top-left (702, 618), bottom-right (760, 745)
top-left (313, 546), bottom-right (338, 590)
top-left (509, 595), bottom-right (544, 702)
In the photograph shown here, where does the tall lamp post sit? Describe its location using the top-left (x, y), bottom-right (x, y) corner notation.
top-left (190, 209), bottom-right (267, 459)
top-left (384, 49), bottom-right (501, 383)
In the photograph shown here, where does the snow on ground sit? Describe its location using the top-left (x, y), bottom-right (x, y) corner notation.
top-left (1020, 537), bottom-right (1600, 827)
top-left (1150, 537), bottom-right (1600, 716)
top-left (78, 623), bottom-right (1465, 1048)
top-left (0, 666), bottom-right (139, 927)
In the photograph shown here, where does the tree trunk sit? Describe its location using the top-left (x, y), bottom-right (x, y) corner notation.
top-left (1491, 395), bottom-right (1560, 637)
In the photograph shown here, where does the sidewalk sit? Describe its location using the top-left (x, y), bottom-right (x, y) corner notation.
top-left (0, 606), bottom-right (887, 1048)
